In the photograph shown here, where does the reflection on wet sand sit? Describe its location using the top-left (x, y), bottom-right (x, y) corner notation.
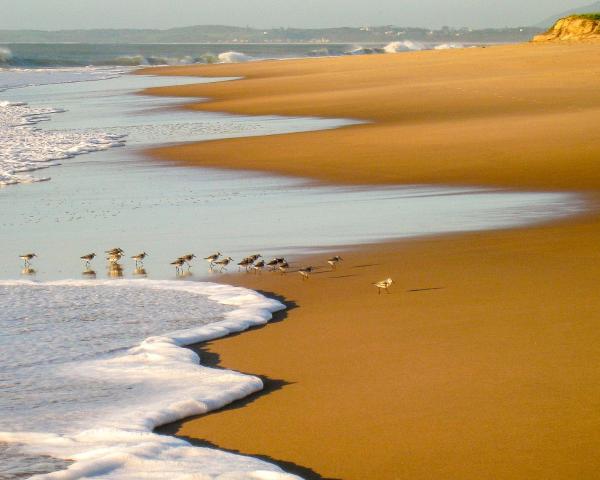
top-left (177, 270), bottom-right (193, 279)
top-left (133, 267), bottom-right (148, 277)
top-left (82, 268), bottom-right (97, 279)
top-left (21, 267), bottom-right (36, 276)
top-left (108, 263), bottom-right (124, 278)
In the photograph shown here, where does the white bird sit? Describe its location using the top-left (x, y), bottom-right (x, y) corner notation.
top-left (373, 278), bottom-right (393, 294)
top-left (327, 256), bottom-right (343, 270)
top-left (19, 253), bottom-right (37, 266)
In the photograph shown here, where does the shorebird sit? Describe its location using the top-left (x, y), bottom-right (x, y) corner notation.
top-left (80, 253), bottom-right (96, 267)
top-left (19, 253), bottom-right (36, 266)
top-left (252, 260), bottom-right (265, 274)
top-left (373, 278), bottom-right (393, 295)
top-left (298, 266), bottom-right (314, 280)
top-left (278, 261), bottom-right (290, 275)
top-left (131, 251), bottom-right (148, 266)
top-left (106, 252), bottom-right (123, 264)
top-left (171, 258), bottom-right (186, 274)
top-left (204, 252), bottom-right (221, 268)
top-left (105, 248), bottom-right (124, 255)
top-left (267, 257), bottom-right (286, 270)
top-left (181, 254), bottom-right (196, 268)
top-left (249, 254), bottom-right (262, 262)
top-left (213, 256), bottom-right (233, 272)
top-left (327, 256), bottom-right (343, 270)
top-left (237, 257), bottom-right (254, 271)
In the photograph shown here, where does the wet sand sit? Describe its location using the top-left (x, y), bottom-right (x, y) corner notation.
top-left (142, 43), bottom-right (600, 479)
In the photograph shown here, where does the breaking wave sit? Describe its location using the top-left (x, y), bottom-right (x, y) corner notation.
top-left (384, 40), bottom-right (426, 52)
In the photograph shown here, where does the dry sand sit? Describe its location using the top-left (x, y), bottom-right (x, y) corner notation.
top-left (143, 43), bottom-right (600, 479)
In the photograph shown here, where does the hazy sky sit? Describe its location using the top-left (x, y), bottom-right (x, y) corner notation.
top-left (0, 0), bottom-right (589, 30)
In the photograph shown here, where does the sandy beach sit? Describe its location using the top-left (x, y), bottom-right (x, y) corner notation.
top-left (141, 43), bottom-right (600, 479)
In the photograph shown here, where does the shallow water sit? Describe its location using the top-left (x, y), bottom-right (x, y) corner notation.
top-left (0, 72), bottom-right (584, 280)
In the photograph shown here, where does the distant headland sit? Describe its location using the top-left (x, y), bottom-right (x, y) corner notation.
top-left (533, 14), bottom-right (600, 41)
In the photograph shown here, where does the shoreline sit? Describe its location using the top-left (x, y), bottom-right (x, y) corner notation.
top-left (140, 43), bottom-right (600, 479)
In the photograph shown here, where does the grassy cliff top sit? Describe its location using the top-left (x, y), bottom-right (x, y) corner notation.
top-left (572, 13), bottom-right (600, 20)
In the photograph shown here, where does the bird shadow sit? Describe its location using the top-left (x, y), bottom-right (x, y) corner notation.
top-left (351, 263), bottom-right (380, 269)
top-left (407, 287), bottom-right (445, 293)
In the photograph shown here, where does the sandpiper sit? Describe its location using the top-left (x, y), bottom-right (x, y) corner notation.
top-left (106, 252), bottom-right (123, 264)
top-left (249, 254), bottom-right (262, 262)
top-left (327, 256), bottom-right (343, 270)
top-left (237, 257), bottom-right (254, 271)
top-left (131, 251), bottom-right (148, 266)
top-left (373, 278), bottom-right (393, 294)
top-left (252, 260), bottom-right (265, 274)
top-left (80, 253), bottom-right (96, 267)
top-left (171, 258), bottom-right (186, 274)
top-left (19, 253), bottom-right (36, 266)
top-left (278, 261), bottom-right (290, 275)
top-left (213, 256), bottom-right (233, 272)
top-left (204, 252), bottom-right (221, 267)
top-left (181, 254), bottom-right (196, 268)
top-left (298, 266), bottom-right (314, 280)
top-left (267, 257), bottom-right (286, 270)
top-left (105, 248), bottom-right (124, 255)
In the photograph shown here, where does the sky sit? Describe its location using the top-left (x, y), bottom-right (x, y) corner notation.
top-left (0, 0), bottom-right (591, 30)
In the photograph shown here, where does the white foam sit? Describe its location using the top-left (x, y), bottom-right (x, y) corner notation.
top-left (218, 52), bottom-right (253, 63)
top-left (0, 101), bottom-right (126, 186)
top-left (0, 46), bottom-right (13, 63)
top-left (434, 43), bottom-right (465, 50)
top-left (384, 40), bottom-right (426, 53)
top-left (0, 66), bottom-right (127, 91)
top-left (0, 279), bottom-right (299, 479)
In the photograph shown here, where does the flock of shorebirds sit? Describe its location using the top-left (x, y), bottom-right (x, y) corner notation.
top-left (18, 251), bottom-right (394, 294)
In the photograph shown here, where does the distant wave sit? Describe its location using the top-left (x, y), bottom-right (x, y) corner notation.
top-left (384, 40), bottom-right (426, 53)
top-left (217, 51), bottom-right (253, 63)
top-left (345, 46), bottom-right (385, 55)
top-left (434, 43), bottom-right (465, 50)
top-left (0, 47), bottom-right (13, 64)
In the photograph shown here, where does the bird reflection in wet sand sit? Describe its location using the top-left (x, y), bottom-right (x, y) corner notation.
top-left (133, 267), bottom-right (148, 277)
top-left (108, 262), bottom-right (124, 278)
top-left (21, 267), bottom-right (36, 276)
top-left (82, 268), bottom-right (97, 279)
top-left (177, 269), bottom-right (193, 279)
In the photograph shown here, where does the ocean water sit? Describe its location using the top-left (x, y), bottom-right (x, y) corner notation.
top-left (0, 60), bottom-right (587, 479)
top-left (0, 42), bottom-right (465, 70)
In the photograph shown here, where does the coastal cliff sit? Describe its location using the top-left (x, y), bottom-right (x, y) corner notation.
top-left (533, 14), bottom-right (600, 41)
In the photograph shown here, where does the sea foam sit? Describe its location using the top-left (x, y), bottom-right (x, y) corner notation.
top-left (0, 100), bottom-right (126, 186)
top-left (0, 279), bottom-right (299, 479)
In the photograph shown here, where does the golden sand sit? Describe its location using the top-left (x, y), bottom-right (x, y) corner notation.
top-left (141, 43), bottom-right (600, 479)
